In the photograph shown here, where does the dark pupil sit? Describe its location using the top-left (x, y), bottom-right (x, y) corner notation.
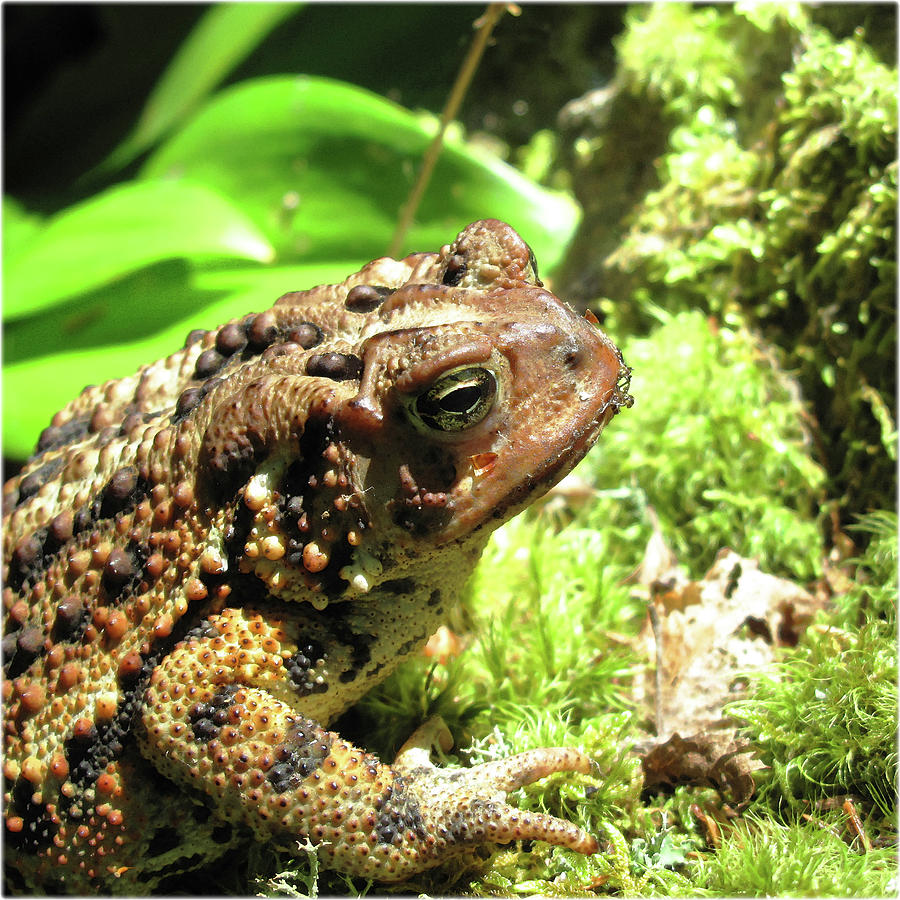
top-left (440, 385), bottom-right (483, 414)
top-left (414, 368), bottom-right (497, 431)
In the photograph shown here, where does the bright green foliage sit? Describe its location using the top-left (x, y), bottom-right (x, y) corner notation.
top-left (691, 814), bottom-right (898, 896)
top-left (467, 515), bottom-right (643, 718)
top-left (140, 77), bottom-right (577, 266)
top-left (581, 309), bottom-right (826, 579)
top-left (738, 624), bottom-right (898, 816)
top-left (730, 511), bottom-right (898, 820)
top-left (3, 197), bottom-right (44, 264)
top-left (3, 180), bottom-right (274, 319)
top-left (608, 3), bottom-right (897, 519)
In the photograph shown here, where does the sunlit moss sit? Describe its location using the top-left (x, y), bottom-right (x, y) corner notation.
top-left (607, 3), bottom-right (897, 520)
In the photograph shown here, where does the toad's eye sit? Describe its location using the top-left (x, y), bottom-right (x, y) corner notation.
top-left (410, 367), bottom-right (498, 433)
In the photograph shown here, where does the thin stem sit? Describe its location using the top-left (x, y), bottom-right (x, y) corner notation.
top-left (388, 3), bottom-right (514, 257)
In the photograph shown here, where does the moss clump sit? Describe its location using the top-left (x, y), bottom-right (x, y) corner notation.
top-left (580, 309), bottom-right (826, 580)
top-left (730, 511), bottom-right (898, 820)
top-left (595, 3), bottom-right (896, 523)
top-left (691, 814), bottom-right (898, 897)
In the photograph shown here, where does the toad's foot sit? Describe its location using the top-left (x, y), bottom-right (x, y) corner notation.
top-left (389, 717), bottom-right (600, 861)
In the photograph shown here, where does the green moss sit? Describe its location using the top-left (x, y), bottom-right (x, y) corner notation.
top-left (692, 814), bottom-right (898, 896)
top-left (581, 309), bottom-right (826, 580)
top-left (605, 3), bottom-right (897, 520)
top-left (730, 512), bottom-right (898, 819)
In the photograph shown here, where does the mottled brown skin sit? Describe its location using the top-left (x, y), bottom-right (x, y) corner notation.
top-left (2, 220), bottom-right (632, 893)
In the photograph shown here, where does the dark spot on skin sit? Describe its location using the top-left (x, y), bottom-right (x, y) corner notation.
top-left (389, 503), bottom-right (453, 536)
top-left (221, 496), bottom-right (256, 576)
top-left (305, 352), bottom-right (363, 381)
top-left (396, 633), bottom-right (426, 656)
top-left (326, 607), bottom-right (376, 684)
top-left (195, 348), bottom-right (226, 379)
top-left (285, 639), bottom-right (328, 696)
top-left (212, 824), bottom-right (233, 844)
top-left (36, 416), bottom-right (92, 454)
top-left (188, 685), bottom-right (239, 744)
top-left (95, 426), bottom-right (120, 448)
top-left (375, 776), bottom-right (427, 846)
top-left (53, 596), bottom-right (88, 642)
top-left (285, 322), bottom-right (323, 349)
top-left (2, 631), bottom-right (18, 660)
top-left (6, 531), bottom-right (47, 591)
top-left (118, 408), bottom-right (146, 438)
top-left (109, 542), bottom-right (148, 601)
top-left (427, 589), bottom-right (442, 607)
top-left (247, 311), bottom-right (278, 349)
top-left (102, 547), bottom-right (138, 599)
top-left (2, 486), bottom-right (20, 515)
top-left (194, 803), bottom-right (212, 824)
top-left (15, 627), bottom-right (44, 659)
top-left (345, 284), bottom-right (393, 312)
top-left (4, 626), bottom-right (45, 678)
top-left (16, 458), bottom-right (65, 506)
top-left (62, 725), bottom-right (99, 788)
top-left (173, 387), bottom-right (206, 423)
top-left (283, 495), bottom-right (304, 522)
top-left (147, 827), bottom-right (181, 857)
top-left (73, 506), bottom-right (93, 535)
top-left (12, 534), bottom-right (43, 569)
top-left (183, 619), bottom-right (221, 642)
top-left (381, 578), bottom-right (417, 595)
top-left (100, 466), bottom-right (145, 519)
top-left (61, 649), bottom-right (165, 799)
top-left (267, 718), bottom-right (332, 793)
top-left (215, 323), bottom-right (247, 356)
top-left (47, 511), bottom-right (74, 548)
top-left (184, 328), bottom-right (207, 348)
top-left (269, 421), bottom-right (362, 597)
top-left (442, 254), bottom-right (467, 286)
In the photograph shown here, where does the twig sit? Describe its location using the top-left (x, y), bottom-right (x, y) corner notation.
top-left (388, 3), bottom-right (514, 257)
top-left (842, 798), bottom-right (872, 852)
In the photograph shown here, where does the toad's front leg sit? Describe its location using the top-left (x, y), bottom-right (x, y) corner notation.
top-left (139, 606), bottom-right (598, 882)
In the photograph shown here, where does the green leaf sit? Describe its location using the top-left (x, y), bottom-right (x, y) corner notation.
top-left (3, 261), bottom-right (358, 458)
top-left (3, 180), bottom-right (274, 321)
top-left (102, 3), bottom-right (304, 171)
top-left (142, 76), bottom-right (579, 269)
top-left (3, 197), bottom-right (44, 265)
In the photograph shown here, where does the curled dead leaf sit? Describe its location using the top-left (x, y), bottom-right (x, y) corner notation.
top-left (641, 732), bottom-right (759, 805)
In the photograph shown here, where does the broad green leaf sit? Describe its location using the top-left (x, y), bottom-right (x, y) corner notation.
top-left (103, 3), bottom-right (304, 171)
top-left (3, 197), bottom-right (44, 265)
top-left (3, 261), bottom-right (359, 458)
top-left (142, 76), bottom-right (579, 268)
top-left (3, 180), bottom-right (274, 321)
top-left (3, 260), bottom-right (363, 367)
